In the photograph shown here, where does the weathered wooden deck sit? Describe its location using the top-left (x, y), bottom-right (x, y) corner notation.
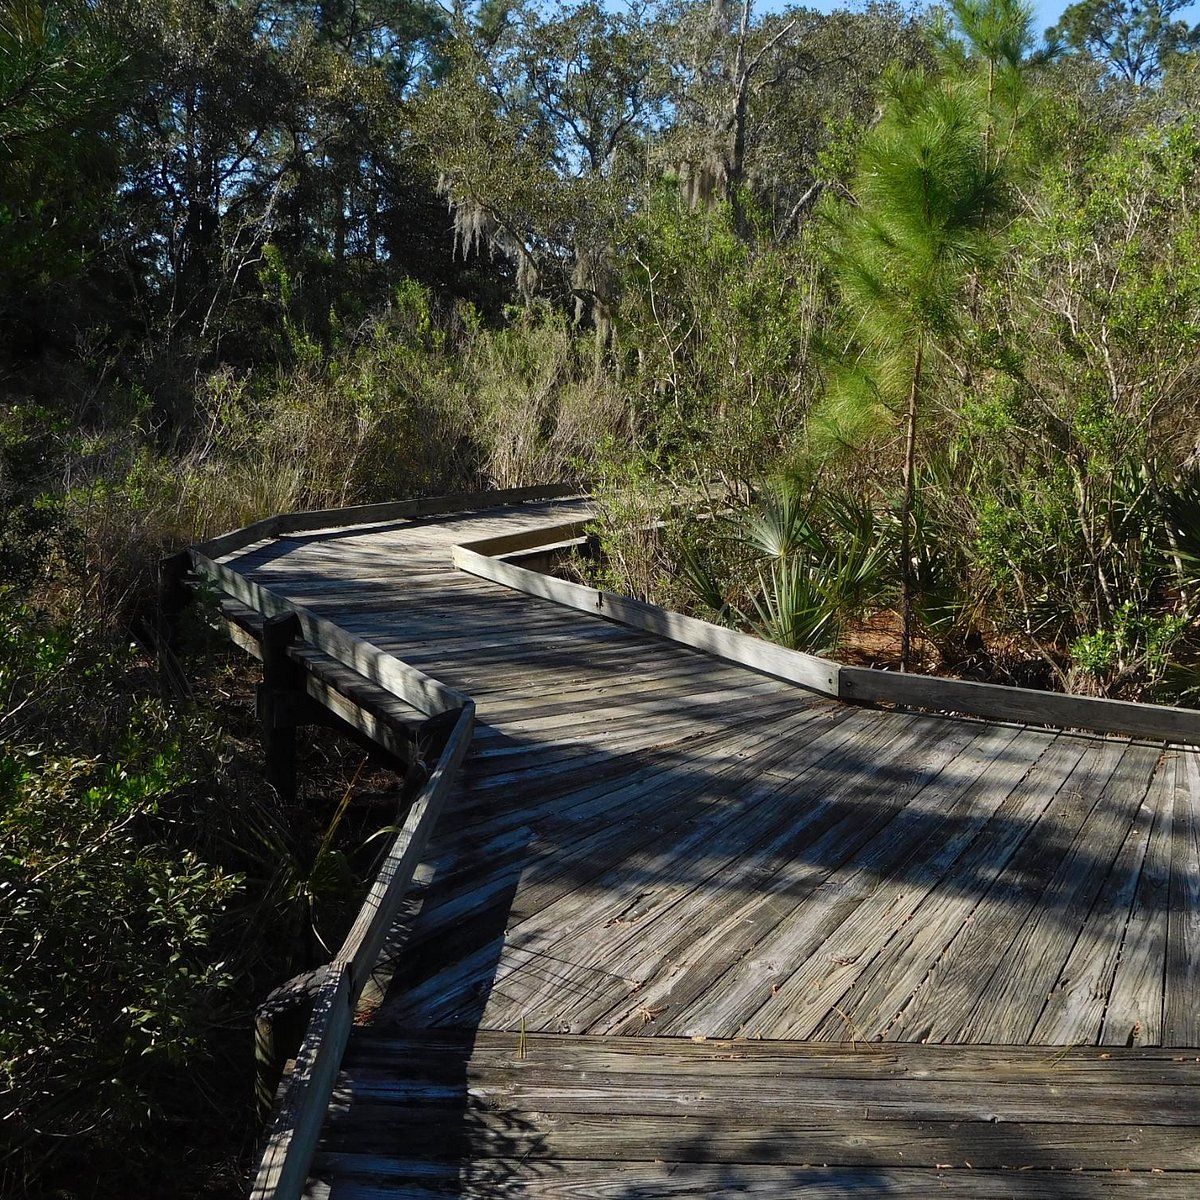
top-left (202, 495), bottom-right (1200, 1198)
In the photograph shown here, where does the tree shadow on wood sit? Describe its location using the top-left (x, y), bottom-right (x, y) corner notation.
top-left (251, 545), bottom-right (1193, 1196)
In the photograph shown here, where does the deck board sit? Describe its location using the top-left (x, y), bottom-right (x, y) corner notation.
top-left (308, 1032), bottom-right (1200, 1198)
top-left (213, 499), bottom-right (1200, 1197)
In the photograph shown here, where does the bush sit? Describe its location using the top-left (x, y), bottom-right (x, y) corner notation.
top-left (0, 599), bottom-right (241, 1194)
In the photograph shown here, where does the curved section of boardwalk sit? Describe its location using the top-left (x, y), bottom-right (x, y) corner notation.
top-left (213, 497), bottom-right (1200, 1198)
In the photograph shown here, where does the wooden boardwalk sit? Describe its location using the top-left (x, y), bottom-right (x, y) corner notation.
top-left (207, 496), bottom-right (1200, 1198)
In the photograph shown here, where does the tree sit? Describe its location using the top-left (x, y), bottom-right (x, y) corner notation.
top-left (1050, 0), bottom-right (1200, 85)
top-left (662, 1), bottom-right (929, 238)
top-left (0, 1), bottom-right (125, 355)
top-left (936, 0), bottom-right (1043, 171)
top-left (821, 67), bottom-right (1002, 669)
top-left (963, 114), bottom-right (1200, 687)
top-left (418, 0), bottom-right (665, 316)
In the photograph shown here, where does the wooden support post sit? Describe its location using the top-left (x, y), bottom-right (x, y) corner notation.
top-left (258, 613), bottom-right (305, 806)
top-left (253, 967), bottom-right (328, 1127)
top-left (156, 550), bottom-right (193, 696)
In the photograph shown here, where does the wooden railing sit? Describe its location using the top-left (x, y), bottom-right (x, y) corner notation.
top-left (452, 524), bottom-right (840, 696)
top-left (192, 482), bottom-right (584, 562)
top-left (180, 488), bottom-right (584, 1200)
top-left (249, 701), bottom-right (473, 1200)
top-left (179, 573), bottom-right (475, 1199)
top-left (453, 525), bottom-right (1200, 746)
top-left (191, 547), bottom-right (469, 717)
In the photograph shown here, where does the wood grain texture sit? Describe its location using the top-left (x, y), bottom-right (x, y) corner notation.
top-left (189, 497), bottom-right (1200, 1200)
top-left (310, 1159), bottom-right (1200, 1200)
top-left (1033, 756), bottom-right (1166, 1046)
top-left (452, 542), bottom-right (842, 696)
top-left (840, 664), bottom-right (1200, 743)
top-left (191, 549), bottom-right (468, 714)
top-left (251, 965), bottom-right (352, 1200)
top-left (1099, 753), bottom-right (1173, 1047)
top-left (869, 739), bottom-right (1128, 1045)
top-left (805, 736), bottom-right (1093, 1044)
top-left (1164, 748), bottom-right (1200, 1046)
top-left (309, 1031), bottom-right (1200, 1198)
top-left (194, 484), bottom-right (588, 560)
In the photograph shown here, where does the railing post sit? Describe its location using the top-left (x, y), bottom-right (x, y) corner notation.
top-left (258, 613), bottom-right (305, 806)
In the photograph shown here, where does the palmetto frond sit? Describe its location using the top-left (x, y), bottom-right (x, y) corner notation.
top-left (1163, 465), bottom-right (1200, 597)
top-left (750, 557), bottom-right (838, 654)
top-left (740, 482), bottom-right (814, 560)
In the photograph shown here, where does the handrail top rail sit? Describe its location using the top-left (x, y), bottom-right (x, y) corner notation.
top-left (192, 482), bottom-right (587, 563)
top-left (451, 525), bottom-right (1200, 747)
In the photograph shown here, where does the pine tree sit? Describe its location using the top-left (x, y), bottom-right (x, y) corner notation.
top-left (820, 67), bottom-right (1002, 669)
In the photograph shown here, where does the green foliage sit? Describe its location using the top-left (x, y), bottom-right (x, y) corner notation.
top-left (1070, 600), bottom-right (1187, 690)
top-left (1162, 465), bottom-right (1200, 601)
top-left (663, 478), bottom-right (891, 655)
top-left (0, 600), bottom-right (240, 1188)
top-left (950, 111), bottom-right (1200, 691)
top-left (817, 60), bottom-right (1004, 665)
top-left (0, 1), bottom-right (124, 326)
top-left (614, 190), bottom-right (820, 494)
top-left (9, 7), bottom-right (1200, 1186)
top-left (823, 66), bottom-right (1000, 393)
top-left (742, 485), bottom-right (892, 653)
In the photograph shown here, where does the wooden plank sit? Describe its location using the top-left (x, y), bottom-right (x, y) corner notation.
top-left (330, 609), bottom-right (627, 646)
top-left (745, 726), bottom-right (1046, 1041)
top-left (338, 704), bottom-right (475, 994)
top-left (337, 1065), bottom-right (1200, 1125)
top-left (452, 543), bottom-right (841, 696)
top-left (195, 484), bottom-right (588, 560)
top-left (463, 691), bottom-right (807, 774)
top-left (251, 965), bottom-right (352, 1200)
top-left (345, 1029), bottom-right (1200, 1082)
top-left (840, 664), bottom-right (1200, 744)
top-left (361, 616), bottom-right (703, 663)
top-left (218, 599), bottom-right (431, 763)
top-left (658, 721), bottom-right (1008, 1038)
top-left (809, 736), bottom-right (1096, 1043)
top-left (472, 676), bottom-right (791, 731)
top-left (310, 1156), bottom-right (1200, 1199)
top-left (410, 710), bottom-right (819, 936)
top-left (870, 739), bottom-right (1127, 1044)
top-left (582, 717), bottom-right (963, 1037)
top-left (474, 709), bottom-right (894, 1034)
top-left (1100, 752), bottom-right (1174, 1047)
top-left (959, 742), bottom-right (1161, 1044)
top-left (321, 1103), bottom-right (1200, 1172)
top-left (192, 551), bottom-right (468, 715)
top-left (382, 708), bottom-right (821, 985)
top-left (380, 707), bottom-right (851, 1029)
top-left (444, 519), bottom-right (589, 559)
top-left (449, 517), bottom-right (1200, 741)
top-left (253, 706), bottom-right (475, 1200)
top-left (465, 679), bottom-right (789, 740)
top-left (452, 692), bottom-right (810, 824)
top-left (459, 696), bottom-right (811, 801)
top-left (272, 487), bottom-right (581, 535)
top-left (384, 643), bottom-right (769, 708)
top-left (191, 515), bottom-right (281, 562)
top-left (1033, 755), bottom-right (1167, 1046)
top-left (652, 710), bottom-right (988, 1041)
top-left (1164, 747), bottom-right (1200, 1045)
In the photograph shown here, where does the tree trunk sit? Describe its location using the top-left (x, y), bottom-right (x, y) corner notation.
top-left (900, 339), bottom-right (923, 672)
